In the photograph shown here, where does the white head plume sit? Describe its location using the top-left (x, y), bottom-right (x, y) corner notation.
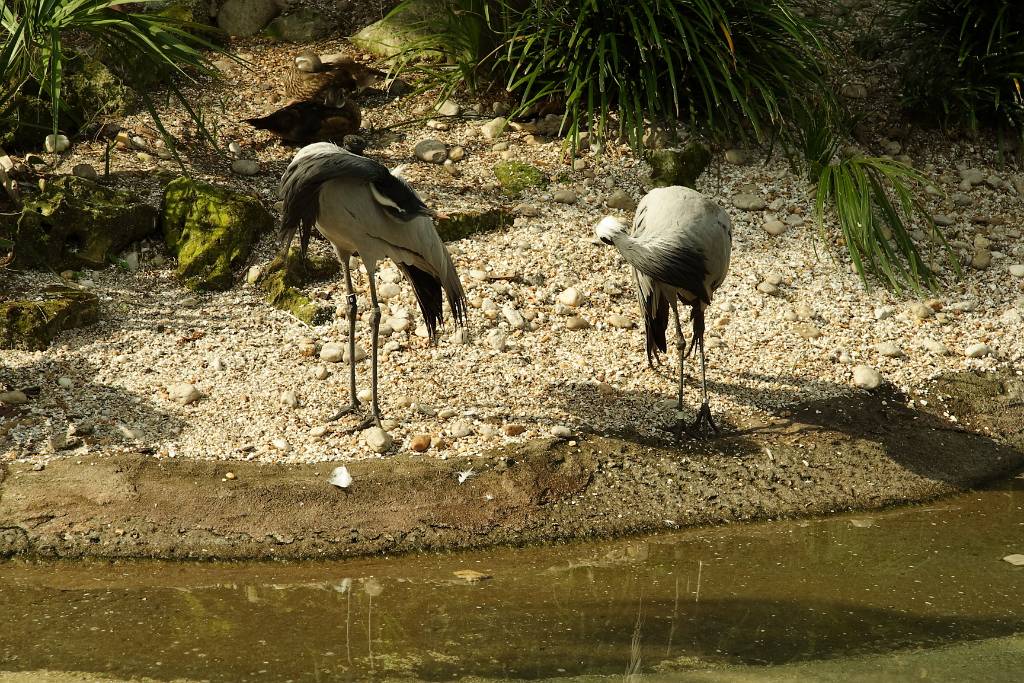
top-left (595, 215), bottom-right (628, 245)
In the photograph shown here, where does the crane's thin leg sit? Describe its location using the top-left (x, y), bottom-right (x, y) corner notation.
top-left (673, 304), bottom-right (686, 410)
top-left (346, 274), bottom-right (383, 433)
top-left (689, 334), bottom-right (720, 435)
top-left (328, 259), bottom-right (361, 422)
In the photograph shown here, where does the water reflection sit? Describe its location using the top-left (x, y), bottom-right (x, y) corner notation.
top-left (0, 475), bottom-right (1022, 681)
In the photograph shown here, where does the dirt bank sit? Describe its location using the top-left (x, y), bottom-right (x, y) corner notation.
top-left (1, 370), bottom-right (1022, 561)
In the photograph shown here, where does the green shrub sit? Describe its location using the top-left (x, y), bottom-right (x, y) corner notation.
top-left (897, 0), bottom-right (1024, 132)
top-left (1, 0), bottom-right (229, 146)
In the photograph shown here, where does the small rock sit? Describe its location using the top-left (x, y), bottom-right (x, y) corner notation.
top-left (378, 282), bottom-right (402, 299)
top-left (280, 390), bottom-right (299, 408)
top-left (436, 99), bottom-right (460, 117)
top-left (72, 163), bottom-right (98, 180)
top-left (320, 343), bottom-right (345, 362)
top-left (364, 427), bottom-right (393, 453)
top-left (272, 437), bottom-right (291, 452)
top-left (551, 425), bottom-right (572, 439)
top-left (228, 141), bottom-right (242, 157)
top-left (486, 331), bottom-right (507, 351)
top-left (762, 219), bottom-right (787, 236)
top-left (246, 265), bottom-right (263, 284)
top-left (329, 465), bottom-right (352, 489)
top-left (876, 342), bottom-right (904, 358)
top-left (933, 214), bottom-right (954, 226)
top-left (409, 434), bottom-right (432, 452)
top-left (310, 425), bottom-right (329, 437)
top-left (514, 203), bottom-right (541, 217)
top-left (480, 117), bottom-right (507, 139)
top-left (794, 323), bottom-right (822, 340)
top-left (964, 343), bottom-right (991, 359)
top-left (448, 146), bottom-right (465, 162)
top-left (553, 189), bottom-right (578, 204)
top-left (0, 390), bottom-right (28, 405)
top-left (44, 134), bottom-right (70, 153)
top-left (312, 365), bottom-right (329, 380)
top-left (910, 302), bottom-right (934, 320)
top-left (1003, 554), bottom-right (1024, 566)
top-left (606, 189), bottom-right (636, 210)
top-left (1008, 264), bottom-right (1024, 278)
top-left (732, 193), bottom-right (766, 211)
top-left (449, 421), bottom-right (473, 438)
top-left (168, 383), bottom-right (201, 405)
top-left (853, 365), bottom-right (882, 390)
top-left (231, 159), bottom-right (260, 176)
top-left (414, 139), bottom-right (447, 164)
top-left (960, 168), bottom-right (985, 186)
top-left (558, 287), bottom-right (584, 307)
top-left (225, 471), bottom-right (237, 480)
top-left (608, 314), bottom-right (634, 329)
top-left (57, 376), bottom-right (73, 388)
top-left (724, 149), bottom-right (748, 165)
top-left (344, 345), bottom-right (368, 362)
top-left (921, 338), bottom-right (949, 355)
top-left (503, 424), bottom-right (526, 436)
top-left (971, 249), bottom-right (992, 270)
top-left (757, 281), bottom-right (778, 295)
top-left (503, 306), bottom-right (526, 330)
top-left (841, 83), bottom-right (868, 99)
top-left (565, 316), bottom-right (590, 330)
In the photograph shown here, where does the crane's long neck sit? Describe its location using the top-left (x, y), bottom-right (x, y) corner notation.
top-left (609, 231), bottom-right (660, 275)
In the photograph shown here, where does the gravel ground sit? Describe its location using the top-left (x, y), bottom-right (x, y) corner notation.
top-left (2, 8), bottom-right (1023, 467)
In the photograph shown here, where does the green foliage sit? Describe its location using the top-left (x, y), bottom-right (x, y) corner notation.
top-left (814, 155), bottom-right (959, 294)
top-left (0, 0), bottom-right (229, 145)
top-left (897, 0), bottom-right (1024, 132)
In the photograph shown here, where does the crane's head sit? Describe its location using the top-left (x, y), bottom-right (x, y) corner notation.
top-left (295, 51), bottom-right (322, 73)
top-left (594, 216), bottom-right (628, 245)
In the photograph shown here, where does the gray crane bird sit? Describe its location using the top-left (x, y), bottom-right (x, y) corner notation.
top-left (595, 186), bottom-right (733, 434)
top-left (279, 142), bottom-right (467, 430)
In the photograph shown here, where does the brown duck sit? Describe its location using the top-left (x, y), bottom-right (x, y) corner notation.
top-left (283, 51), bottom-right (386, 108)
top-left (244, 100), bottom-right (362, 146)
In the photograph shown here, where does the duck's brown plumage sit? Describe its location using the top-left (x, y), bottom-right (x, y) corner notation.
top-left (245, 100), bottom-right (361, 146)
top-left (283, 52), bottom-right (385, 108)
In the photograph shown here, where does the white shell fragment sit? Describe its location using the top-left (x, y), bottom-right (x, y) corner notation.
top-left (329, 465), bottom-right (353, 489)
top-left (457, 469), bottom-right (475, 484)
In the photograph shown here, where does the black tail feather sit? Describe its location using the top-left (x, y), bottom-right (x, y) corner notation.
top-left (643, 289), bottom-right (670, 366)
top-left (400, 264), bottom-right (445, 341)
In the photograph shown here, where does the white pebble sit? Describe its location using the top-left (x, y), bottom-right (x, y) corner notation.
top-left (964, 343), bottom-right (991, 359)
top-left (853, 365), bottom-right (882, 390)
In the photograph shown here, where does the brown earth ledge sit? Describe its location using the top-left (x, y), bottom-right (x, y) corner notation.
top-left (2, 370), bottom-right (1022, 561)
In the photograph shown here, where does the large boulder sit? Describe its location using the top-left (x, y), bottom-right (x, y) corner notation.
top-left (265, 9), bottom-right (334, 42)
top-left (216, 0), bottom-right (280, 37)
top-left (647, 142), bottom-right (712, 188)
top-left (0, 286), bottom-right (99, 350)
top-left (10, 175), bottom-right (158, 270)
top-left (161, 176), bottom-right (273, 291)
top-left (350, 0), bottom-right (443, 59)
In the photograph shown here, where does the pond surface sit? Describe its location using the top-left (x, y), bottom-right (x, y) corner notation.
top-left (1, 472), bottom-right (1023, 682)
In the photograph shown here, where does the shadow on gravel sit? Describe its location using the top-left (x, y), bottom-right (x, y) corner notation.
top-left (548, 369), bottom-right (1024, 489)
top-left (0, 356), bottom-right (185, 457)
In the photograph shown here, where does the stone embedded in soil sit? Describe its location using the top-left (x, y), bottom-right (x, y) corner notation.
top-left (794, 323), bottom-right (822, 340)
top-left (414, 139), bottom-right (447, 164)
top-left (921, 338), bottom-right (950, 356)
top-left (480, 117), bottom-right (507, 139)
top-left (606, 189), bottom-right (636, 210)
top-left (607, 314), bottom-right (634, 329)
top-left (733, 193), bottom-right (766, 211)
top-left (910, 302), bottom-right (935, 320)
top-left (876, 342), bottom-right (904, 358)
top-left (1003, 554), bottom-right (1024, 566)
top-left (1, 286), bottom-right (99, 351)
top-left (272, 437), bottom-right (291, 452)
top-left (280, 390), bottom-right (299, 408)
top-left (71, 163), bottom-right (98, 180)
top-left (217, 0), bottom-right (280, 37)
top-left (320, 343), bottom-right (345, 362)
top-left (553, 189), bottom-right (578, 204)
top-left (853, 365), bottom-right (882, 390)
top-left (724, 149), bottom-right (748, 165)
top-left (964, 343), bottom-right (991, 359)
top-left (230, 159), bottom-right (260, 176)
top-left (503, 424), bottom-right (526, 437)
top-left (960, 168), bottom-right (985, 186)
top-left (409, 434), bottom-right (432, 452)
top-left (565, 316), bottom-right (590, 330)
top-left (841, 83), bottom-right (868, 99)
top-left (1008, 264), bottom-right (1024, 278)
top-left (551, 425), bottom-right (571, 439)
top-left (364, 427), bottom-right (393, 453)
top-left (971, 248), bottom-right (992, 270)
top-left (763, 219), bottom-right (787, 236)
top-left (757, 281), bottom-right (778, 295)
top-left (503, 306), bottom-right (526, 330)
top-left (449, 421), bottom-right (472, 438)
top-left (558, 287), bottom-right (584, 307)
top-left (0, 390), bottom-right (28, 405)
top-left (168, 382), bottom-right (201, 405)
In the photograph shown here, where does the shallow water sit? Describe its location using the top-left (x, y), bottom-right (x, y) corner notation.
top-left (1, 473), bottom-right (1023, 682)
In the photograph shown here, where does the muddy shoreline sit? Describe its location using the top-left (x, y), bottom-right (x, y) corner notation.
top-left (2, 370), bottom-right (1022, 561)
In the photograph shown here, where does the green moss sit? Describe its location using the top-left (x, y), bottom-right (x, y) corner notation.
top-left (435, 208), bottom-right (512, 241)
top-left (258, 249), bottom-right (335, 325)
top-left (0, 94), bottom-right (53, 151)
top-left (161, 176), bottom-right (273, 291)
top-left (63, 55), bottom-right (133, 128)
top-left (493, 161), bottom-right (548, 197)
top-left (647, 142), bottom-right (712, 188)
top-left (0, 286), bottom-right (99, 350)
top-left (11, 175), bottom-right (158, 269)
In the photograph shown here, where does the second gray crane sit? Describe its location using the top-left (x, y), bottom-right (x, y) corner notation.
top-left (595, 186), bottom-right (733, 434)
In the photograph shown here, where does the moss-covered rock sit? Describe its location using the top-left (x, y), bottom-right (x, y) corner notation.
top-left (435, 208), bottom-right (512, 242)
top-left (647, 142), bottom-right (712, 188)
top-left (258, 249), bottom-right (338, 325)
top-left (62, 55), bottom-right (134, 127)
top-left (161, 176), bottom-right (273, 291)
top-left (351, 0), bottom-right (443, 59)
top-left (265, 9), bottom-right (334, 42)
top-left (0, 286), bottom-right (99, 350)
top-left (0, 94), bottom-right (53, 151)
top-left (10, 175), bottom-right (158, 270)
top-left (493, 161), bottom-right (548, 197)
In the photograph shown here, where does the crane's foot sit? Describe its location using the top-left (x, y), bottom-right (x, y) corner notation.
top-left (343, 412), bottom-right (383, 434)
top-left (326, 403), bottom-right (361, 422)
top-left (687, 402), bottom-right (720, 437)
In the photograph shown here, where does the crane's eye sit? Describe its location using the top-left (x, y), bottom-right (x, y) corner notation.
top-left (600, 235), bottom-right (614, 245)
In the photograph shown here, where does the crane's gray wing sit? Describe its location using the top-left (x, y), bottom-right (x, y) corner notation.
top-left (631, 202), bottom-right (711, 303)
top-left (278, 143), bottom-right (431, 256)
